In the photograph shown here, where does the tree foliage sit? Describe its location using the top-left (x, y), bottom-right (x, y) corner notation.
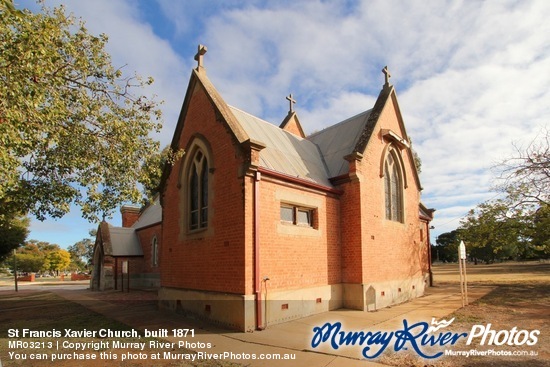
top-left (0, 1), bottom-right (163, 222)
top-left (45, 249), bottom-right (71, 273)
top-left (0, 213), bottom-right (29, 260)
top-left (3, 240), bottom-right (80, 273)
top-left (451, 129), bottom-right (549, 262)
top-left (495, 128), bottom-right (549, 207)
top-left (140, 145), bottom-right (184, 199)
top-left (11, 253), bottom-right (45, 273)
top-left (434, 230), bottom-right (460, 262)
top-left (68, 236), bottom-right (94, 270)
top-left (458, 199), bottom-right (526, 262)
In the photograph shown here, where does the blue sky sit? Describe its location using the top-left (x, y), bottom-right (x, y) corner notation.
top-left (18, 0), bottom-right (550, 248)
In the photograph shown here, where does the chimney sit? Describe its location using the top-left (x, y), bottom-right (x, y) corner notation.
top-left (120, 205), bottom-right (140, 227)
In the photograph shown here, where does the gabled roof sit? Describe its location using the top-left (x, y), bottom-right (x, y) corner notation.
top-left (162, 59), bottom-right (421, 193)
top-left (96, 222), bottom-right (143, 257)
top-left (230, 106), bottom-right (332, 187)
top-left (132, 197), bottom-right (161, 230)
top-left (279, 111), bottom-right (306, 138)
top-left (108, 227), bottom-right (143, 256)
top-left (159, 68), bottom-right (250, 199)
top-left (308, 109), bottom-right (372, 177)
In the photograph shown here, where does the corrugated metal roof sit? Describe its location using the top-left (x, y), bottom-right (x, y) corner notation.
top-left (132, 197), bottom-right (161, 229)
top-left (230, 106), bottom-right (332, 187)
top-left (308, 109), bottom-right (372, 177)
top-left (108, 227), bottom-right (143, 256)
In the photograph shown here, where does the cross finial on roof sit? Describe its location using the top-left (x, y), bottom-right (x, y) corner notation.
top-left (382, 65), bottom-right (391, 87)
top-left (194, 44), bottom-right (207, 71)
top-left (286, 93), bottom-right (296, 113)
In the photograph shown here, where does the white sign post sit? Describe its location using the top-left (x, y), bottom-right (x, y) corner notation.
top-left (458, 241), bottom-right (469, 306)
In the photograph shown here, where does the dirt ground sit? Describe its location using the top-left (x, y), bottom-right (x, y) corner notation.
top-left (380, 261), bottom-right (550, 367)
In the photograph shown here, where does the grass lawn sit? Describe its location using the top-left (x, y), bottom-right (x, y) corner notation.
top-left (381, 261), bottom-right (550, 367)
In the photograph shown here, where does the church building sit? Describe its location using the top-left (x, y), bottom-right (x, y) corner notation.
top-left (156, 45), bottom-right (433, 331)
top-left (91, 198), bottom-right (161, 291)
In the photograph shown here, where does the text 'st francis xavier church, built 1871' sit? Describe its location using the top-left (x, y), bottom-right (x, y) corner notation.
top-left (91, 45), bottom-right (435, 332)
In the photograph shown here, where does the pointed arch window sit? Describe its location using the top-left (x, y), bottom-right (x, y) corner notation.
top-left (384, 150), bottom-right (404, 222)
top-left (189, 150), bottom-right (209, 230)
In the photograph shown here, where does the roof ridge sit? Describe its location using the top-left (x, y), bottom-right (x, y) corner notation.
top-left (228, 105), bottom-right (309, 142)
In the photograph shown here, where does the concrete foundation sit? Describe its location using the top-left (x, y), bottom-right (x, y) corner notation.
top-left (344, 274), bottom-right (429, 311)
top-left (159, 276), bottom-right (428, 331)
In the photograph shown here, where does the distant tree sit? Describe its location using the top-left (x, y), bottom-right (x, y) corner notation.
top-left (0, 0), bottom-right (163, 223)
top-left (0, 212), bottom-right (29, 260)
top-left (495, 128), bottom-right (549, 207)
top-left (434, 230), bottom-right (460, 262)
top-left (18, 241), bottom-right (43, 256)
top-left (9, 253), bottom-right (44, 273)
top-left (523, 204), bottom-right (550, 259)
top-left (68, 238), bottom-right (94, 270)
top-left (17, 240), bottom-right (62, 272)
top-left (45, 249), bottom-right (71, 275)
top-left (456, 129), bottom-right (550, 262)
top-left (458, 199), bottom-right (527, 263)
top-left (33, 240), bottom-right (60, 254)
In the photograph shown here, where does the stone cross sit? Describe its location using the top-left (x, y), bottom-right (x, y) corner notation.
top-left (194, 44), bottom-right (207, 70)
top-left (286, 93), bottom-right (296, 113)
top-left (382, 66), bottom-right (391, 86)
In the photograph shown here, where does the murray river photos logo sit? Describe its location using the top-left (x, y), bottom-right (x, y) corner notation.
top-left (310, 318), bottom-right (540, 359)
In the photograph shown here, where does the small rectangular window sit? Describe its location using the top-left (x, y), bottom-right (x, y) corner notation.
top-left (280, 206), bottom-right (294, 223)
top-left (297, 209), bottom-right (312, 226)
top-left (280, 204), bottom-right (314, 227)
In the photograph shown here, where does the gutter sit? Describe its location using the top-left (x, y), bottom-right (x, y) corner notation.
top-left (257, 167), bottom-right (343, 195)
top-left (253, 171), bottom-right (264, 330)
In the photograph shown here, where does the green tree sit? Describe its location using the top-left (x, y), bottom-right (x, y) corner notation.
top-left (0, 1), bottom-right (162, 223)
top-left (68, 237), bottom-right (94, 270)
top-left (434, 230), bottom-right (460, 262)
top-left (140, 145), bottom-right (184, 199)
top-left (45, 249), bottom-right (71, 274)
top-left (9, 253), bottom-right (44, 273)
top-left (458, 199), bottom-right (525, 263)
top-left (0, 213), bottom-right (29, 260)
top-left (523, 204), bottom-right (550, 259)
top-left (18, 241), bottom-right (43, 256)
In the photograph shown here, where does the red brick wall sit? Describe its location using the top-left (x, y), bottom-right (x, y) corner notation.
top-left (71, 273), bottom-right (91, 281)
top-left (358, 95), bottom-right (428, 284)
top-left (161, 82), bottom-right (247, 294)
top-left (160, 79), bottom-right (428, 300)
top-left (121, 206), bottom-right (140, 228)
top-left (255, 178), bottom-right (341, 291)
top-left (112, 256), bottom-right (145, 283)
top-left (135, 223), bottom-right (162, 273)
top-left (338, 158), bottom-right (364, 284)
